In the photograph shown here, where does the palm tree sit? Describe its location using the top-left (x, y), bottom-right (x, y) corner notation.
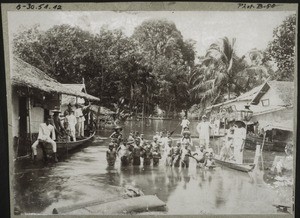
top-left (190, 37), bottom-right (245, 107)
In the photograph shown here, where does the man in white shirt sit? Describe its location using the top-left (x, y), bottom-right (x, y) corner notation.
top-left (66, 110), bottom-right (77, 141)
top-left (75, 104), bottom-right (86, 138)
top-left (232, 122), bottom-right (246, 164)
top-left (196, 115), bottom-right (212, 149)
top-left (31, 117), bottom-right (58, 163)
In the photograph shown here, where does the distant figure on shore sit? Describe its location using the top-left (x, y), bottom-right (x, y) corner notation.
top-left (106, 143), bottom-right (117, 167)
top-left (180, 116), bottom-right (190, 134)
top-left (31, 117), bottom-right (58, 163)
top-left (196, 115), bottom-right (212, 150)
top-left (232, 121), bottom-right (246, 164)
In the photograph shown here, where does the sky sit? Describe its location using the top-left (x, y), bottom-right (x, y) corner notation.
top-left (8, 11), bottom-right (295, 57)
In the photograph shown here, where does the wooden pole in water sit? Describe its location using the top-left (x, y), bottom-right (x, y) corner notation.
top-left (260, 132), bottom-right (266, 170)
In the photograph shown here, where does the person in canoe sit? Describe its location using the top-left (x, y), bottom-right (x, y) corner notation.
top-left (31, 117), bottom-right (58, 163)
top-left (196, 115), bottom-right (212, 150)
top-left (152, 146), bottom-right (162, 166)
top-left (181, 143), bottom-right (192, 168)
top-left (219, 127), bottom-right (234, 161)
top-left (65, 110), bottom-right (77, 142)
top-left (52, 109), bottom-right (67, 139)
top-left (232, 121), bottom-right (246, 164)
top-left (106, 143), bottom-right (117, 167)
top-left (172, 141), bottom-right (182, 167)
top-left (110, 125), bottom-right (123, 147)
top-left (204, 153), bottom-right (216, 169)
top-left (142, 143), bottom-right (153, 166)
top-left (165, 139), bottom-right (174, 167)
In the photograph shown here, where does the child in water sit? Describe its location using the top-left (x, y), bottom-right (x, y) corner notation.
top-left (152, 147), bottom-right (162, 166)
top-left (181, 143), bottom-right (192, 168)
top-left (172, 141), bottom-right (182, 167)
top-left (204, 153), bottom-right (216, 169)
top-left (142, 144), bottom-right (153, 166)
top-left (165, 139), bottom-right (174, 166)
top-left (106, 143), bottom-right (117, 167)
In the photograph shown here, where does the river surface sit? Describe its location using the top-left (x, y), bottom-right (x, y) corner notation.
top-left (14, 120), bottom-right (292, 215)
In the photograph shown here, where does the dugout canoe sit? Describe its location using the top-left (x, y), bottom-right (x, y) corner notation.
top-left (213, 155), bottom-right (255, 173)
top-left (36, 131), bottom-right (95, 160)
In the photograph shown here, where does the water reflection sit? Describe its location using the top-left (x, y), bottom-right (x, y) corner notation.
top-left (14, 120), bottom-right (288, 215)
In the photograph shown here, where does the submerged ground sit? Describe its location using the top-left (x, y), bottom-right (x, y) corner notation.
top-left (14, 120), bottom-right (293, 215)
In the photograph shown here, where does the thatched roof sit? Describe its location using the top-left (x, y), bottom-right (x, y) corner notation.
top-left (11, 57), bottom-right (100, 101)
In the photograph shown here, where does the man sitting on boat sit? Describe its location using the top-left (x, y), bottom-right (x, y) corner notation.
top-left (31, 117), bottom-right (58, 163)
top-left (232, 121), bottom-right (246, 164)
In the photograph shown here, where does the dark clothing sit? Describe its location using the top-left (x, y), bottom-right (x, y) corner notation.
top-left (106, 149), bottom-right (117, 167)
top-left (133, 157), bottom-right (141, 166)
top-left (142, 151), bottom-right (152, 166)
top-left (152, 151), bottom-right (161, 166)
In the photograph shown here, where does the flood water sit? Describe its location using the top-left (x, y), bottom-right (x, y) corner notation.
top-left (14, 120), bottom-right (292, 215)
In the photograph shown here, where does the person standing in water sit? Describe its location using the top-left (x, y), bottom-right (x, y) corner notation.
top-left (180, 116), bottom-right (190, 135)
top-left (106, 143), bottom-right (117, 167)
top-left (196, 115), bottom-right (212, 150)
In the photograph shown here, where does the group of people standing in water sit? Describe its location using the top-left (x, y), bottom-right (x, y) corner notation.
top-left (106, 117), bottom-right (217, 169)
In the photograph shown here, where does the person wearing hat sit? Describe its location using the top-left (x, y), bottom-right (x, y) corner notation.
top-left (196, 115), bottom-right (212, 150)
top-left (132, 140), bottom-right (143, 166)
top-left (232, 121), bottom-right (246, 164)
top-left (180, 130), bottom-right (193, 149)
top-left (74, 104), bottom-right (85, 138)
top-left (106, 143), bottom-right (117, 167)
top-left (180, 116), bottom-right (190, 135)
top-left (52, 109), bottom-right (66, 139)
top-left (110, 126), bottom-right (123, 147)
top-left (66, 110), bottom-right (77, 142)
top-left (180, 143), bottom-right (192, 168)
top-left (31, 117), bottom-right (58, 163)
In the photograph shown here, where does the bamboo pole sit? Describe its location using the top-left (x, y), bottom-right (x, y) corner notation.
top-left (260, 132), bottom-right (266, 170)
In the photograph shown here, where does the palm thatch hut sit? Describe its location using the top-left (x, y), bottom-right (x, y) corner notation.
top-left (11, 57), bottom-right (99, 157)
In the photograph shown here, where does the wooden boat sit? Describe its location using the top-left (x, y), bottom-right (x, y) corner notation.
top-left (36, 131), bottom-right (95, 160)
top-left (245, 134), bottom-right (286, 152)
top-left (213, 155), bottom-right (255, 173)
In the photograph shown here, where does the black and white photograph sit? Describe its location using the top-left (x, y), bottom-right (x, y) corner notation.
top-left (1, 2), bottom-right (297, 216)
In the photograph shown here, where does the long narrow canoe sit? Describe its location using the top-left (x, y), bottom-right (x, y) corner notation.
top-left (36, 131), bottom-right (95, 160)
top-left (213, 155), bottom-right (255, 173)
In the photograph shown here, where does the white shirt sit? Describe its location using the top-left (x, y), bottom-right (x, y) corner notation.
top-left (66, 114), bottom-right (77, 127)
top-left (38, 123), bottom-right (56, 141)
top-left (181, 119), bottom-right (190, 128)
top-left (75, 108), bottom-right (85, 122)
top-left (196, 121), bottom-right (211, 137)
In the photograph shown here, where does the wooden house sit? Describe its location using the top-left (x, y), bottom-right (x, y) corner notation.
top-left (10, 57), bottom-right (99, 158)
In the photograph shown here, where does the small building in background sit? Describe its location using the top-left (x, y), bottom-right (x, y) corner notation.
top-left (10, 57), bottom-right (99, 158)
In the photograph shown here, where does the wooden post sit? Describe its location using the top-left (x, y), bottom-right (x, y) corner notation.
top-left (254, 144), bottom-right (261, 170)
top-left (27, 97), bottom-right (32, 143)
top-left (260, 132), bottom-right (266, 170)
